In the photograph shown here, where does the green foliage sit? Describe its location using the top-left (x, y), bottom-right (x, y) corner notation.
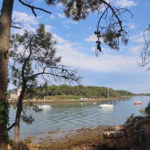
top-left (58, 0), bottom-right (130, 52)
top-left (43, 1), bottom-right (130, 52)
top-left (10, 24), bottom-right (79, 91)
top-left (125, 114), bottom-right (144, 125)
top-left (30, 84), bottom-right (134, 99)
top-left (139, 108), bottom-right (145, 114)
top-left (117, 90), bottom-right (134, 96)
top-left (0, 97), bottom-right (9, 142)
top-left (46, 95), bottom-right (81, 100)
top-left (9, 24), bottom-right (80, 131)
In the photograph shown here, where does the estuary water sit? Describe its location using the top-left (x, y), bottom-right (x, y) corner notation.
top-left (9, 96), bottom-right (150, 141)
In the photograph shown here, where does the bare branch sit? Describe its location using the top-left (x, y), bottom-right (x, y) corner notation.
top-left (101, 0), bottom-right (123, 31)
top-left (94, 0), bottom-right (132, 53)
top-left (26, 66), bottom-right (80, 83)
top-left (18, 0), bottom-right (52, 16)
top-left (11, 25), bottom-right (22, 29)
top-left (140, 25), bottom-right (150, 70)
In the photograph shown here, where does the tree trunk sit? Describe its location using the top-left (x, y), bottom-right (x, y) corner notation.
top-left (14, 117), bottom-right (20, 144)
top-left (0, 0), bottom-right (14, 149)
top-left (14, 85), bottom-right (26, 143)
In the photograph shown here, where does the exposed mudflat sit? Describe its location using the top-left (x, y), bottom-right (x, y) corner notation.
top-left (16, 125), bottom-right (113, 150)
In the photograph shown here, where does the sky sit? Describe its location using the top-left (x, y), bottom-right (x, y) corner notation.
top-left (5, 0), bottom-right (150, 93)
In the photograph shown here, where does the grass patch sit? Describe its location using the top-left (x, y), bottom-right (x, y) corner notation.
top-left (45, 95), bottom-right (81, 100)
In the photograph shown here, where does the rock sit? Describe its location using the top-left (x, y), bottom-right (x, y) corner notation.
top-left (103, 130), bottom-right (124, 138)
top-left (7, 144), bottom-right (11, 150)
top-left (114, 125), bottom-right (123, 131)
top-left (103, 131), bottom-right (116, 138)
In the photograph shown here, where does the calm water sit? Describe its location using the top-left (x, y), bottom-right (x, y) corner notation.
top-left (9, 96), bottom-right (150, 141)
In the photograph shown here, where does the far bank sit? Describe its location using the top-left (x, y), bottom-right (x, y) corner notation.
top-left (8, 96), bottom-right (131, 104)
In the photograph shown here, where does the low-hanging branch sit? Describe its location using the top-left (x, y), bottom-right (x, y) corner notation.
top-left (94, 0), bottom-right (132, 53)
top-left (140, 25), bottom-right (150, 70)
top-left (102, 1), bottom-right (122, 27)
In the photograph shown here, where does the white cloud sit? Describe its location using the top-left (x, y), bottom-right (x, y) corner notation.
top-left (85, 34), bottom-right (103, 43)
top-left (45, 25), bottom-right (53, 32)
top-left (130, 35), bottom-right (144, 43)
top-left (57, 2), bottom-right (63, 8)
top-left (85, 34), bottom-right (97, 42)
top-left (129, 44), bottom-right (144, 55)
top-left (50, 15), bottom-right (55, 19)
top-left (53, 34), bottom-right (66, 43)
top-left (12, 24), bottom-right (36, 35)
top-left (130, 31), bottom-right (147, 43)
top-left (54, 34), bottom-right (139, 73)
top-left (13, 11), bottom-right (38, 25)
top-left (128, 23), bottom-right (136, 30)
top-left (64, 24), bottom-right (70, 28)
top-left (90, 47), bottom-right (96, 52)
top-left (57, 13), bottom-right (65, 18)
top-left (62, 20), bottom-right (78, 25)
top-left (114, 0), bottom-right (136, 8)
top-left (12, 11), bottom-right (39, 34)
top-left (12, 11), bottom-right (54, 34)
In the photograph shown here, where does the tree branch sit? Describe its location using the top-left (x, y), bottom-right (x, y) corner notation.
top-left (21, 35), bottom-right (34, 81)
top-left (140, 27), bottom-right (150, 69)
top-left (97, 6), bottom-right (108, 32)
top-left (101, 0), bottom-right (123, 31)
top-left (18, 0), bottom-right (52, 17)
top-left (11, 25), bottom-right (22, 29)
top-left (7, 122), bottom-right (16, 130)
top-left (26, 66), bottom-right (79, 82)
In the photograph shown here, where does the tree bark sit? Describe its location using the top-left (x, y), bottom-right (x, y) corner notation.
top-left (0, 0), bottom-right (14, 149)
top-left (14, 85), bottom-right (26, 143)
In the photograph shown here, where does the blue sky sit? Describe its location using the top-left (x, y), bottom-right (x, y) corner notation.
top-left (6, 0), bottom-right (150, 93)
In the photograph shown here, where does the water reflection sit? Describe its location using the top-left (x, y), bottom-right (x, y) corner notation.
top-left (9, 96), bottom-right (150, 141)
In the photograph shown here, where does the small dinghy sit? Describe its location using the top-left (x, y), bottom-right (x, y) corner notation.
top-left (134, 101), bottom-right (142, 105)
top-left (99, 104), bottom-right (114, 108)
top-left (38, 104), bottom-right (51, 109)
top-left (38, 97), bottom-right (52, 109)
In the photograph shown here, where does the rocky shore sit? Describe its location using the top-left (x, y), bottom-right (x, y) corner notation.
top-left (9, 120), bottom-right (150, 150)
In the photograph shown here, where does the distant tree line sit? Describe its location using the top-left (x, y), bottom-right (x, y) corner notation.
top-left (27, 84), bottom-right (134, 99)
top-left (138, 93), bottom-right (150, 96)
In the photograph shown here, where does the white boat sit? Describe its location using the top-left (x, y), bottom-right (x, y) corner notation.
top-left (99, 104), bottom-right (114, 108)
top-left (38, 104), bottom-right (51, 109)
top-left (38, 96), bottom-right (52, 109)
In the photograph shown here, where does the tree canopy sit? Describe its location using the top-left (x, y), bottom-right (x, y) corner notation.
top-left (28, 84), bottom-right (134, 99)
top-left (9, 24), bottom-right (80, 143)
top-left (11, 0), bottom-right (131, 53)
top-left (10, 24), bottom-right (80, 88)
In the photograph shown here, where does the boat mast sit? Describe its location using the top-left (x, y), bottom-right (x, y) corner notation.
top-left (107, 88), bottom-right (109, 98)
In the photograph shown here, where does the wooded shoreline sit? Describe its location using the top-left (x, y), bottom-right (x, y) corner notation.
top-left (8, 96), bottom-right (130, 104)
